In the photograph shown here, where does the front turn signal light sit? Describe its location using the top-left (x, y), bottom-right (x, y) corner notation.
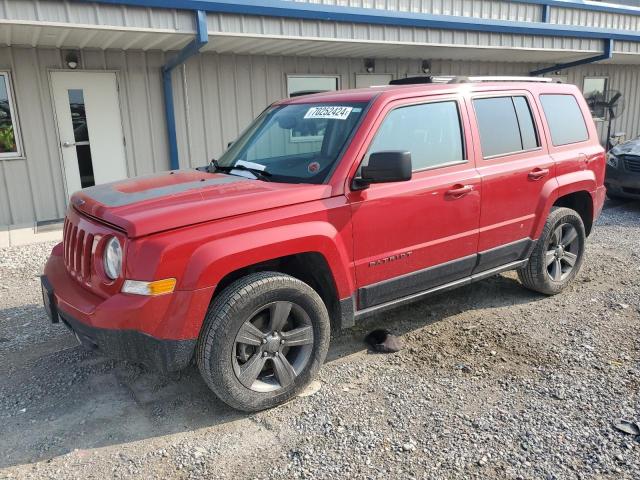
top-left (122, 278), bottom-right (177, 296)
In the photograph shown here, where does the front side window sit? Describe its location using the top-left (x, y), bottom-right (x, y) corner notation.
top-left (366, 101), bottom-right (465, 171)
top-left (0, 72), bottom-right (22, 158)
top-left (473, 96), bottom-right (540, 158)
top-left (540, 94), bottom-right (589, 146)
top-left (216, 102), bottom-right (367, 184)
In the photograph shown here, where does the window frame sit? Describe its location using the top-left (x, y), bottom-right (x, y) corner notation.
top-left (0, 71), bottom-right (24, 160)
top-left (363, 98), bottom-right (468, 175)
top-left (471, 94), bottom-right (542, 161)
top-left (582, 76), bottom-right (609, 120)
top-left (286, 74), bottom-right (341, 97)
top-left (539, 93), bottom-right (590, 147)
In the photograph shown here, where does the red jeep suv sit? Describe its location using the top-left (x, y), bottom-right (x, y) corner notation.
top-left (42, 77), bottom-right (605, 411)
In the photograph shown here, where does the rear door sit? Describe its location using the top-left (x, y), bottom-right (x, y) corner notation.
top-left (469, 92), bottom-right (556, 272)
top-left (347, 95), bottom-right (481, 310)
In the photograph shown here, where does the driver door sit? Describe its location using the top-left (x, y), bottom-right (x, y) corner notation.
top-left (347, 95), bottom-right (481, 310)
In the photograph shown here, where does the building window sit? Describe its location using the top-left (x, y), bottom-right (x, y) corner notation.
top-left (286, 75), bottom-right (339, 98)
top-left (0, 72), bottom-right (22, 158)
top-left (583, 77), bottom-right (608, 119)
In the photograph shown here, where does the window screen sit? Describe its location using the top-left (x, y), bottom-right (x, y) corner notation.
top-left (367, 101), bottom-right (464, 171)
top-left (540, 94), bottom-right (589, 146)
top-left (474, 96), bottom-right (540, 158)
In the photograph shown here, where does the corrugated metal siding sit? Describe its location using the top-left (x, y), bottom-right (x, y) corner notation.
top-left (0, 0), bottom-right (194, 32)
top-left (0, 47), bottom-right (170, 227)
top-left (550, 6), bottom-right (640, 33)
top-left (207, 13), bottom-right (602, 53)
top-left (289, 0), bottom-right (541, 21)
top-left (174, 53), bottom-right (640, 168)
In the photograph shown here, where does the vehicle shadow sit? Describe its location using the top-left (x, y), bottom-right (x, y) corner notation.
top-left (0, 272), bottom-right (543, 469)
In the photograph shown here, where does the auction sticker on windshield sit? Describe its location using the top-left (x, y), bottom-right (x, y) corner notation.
top-left (304, 106), bottom-right (353, 120)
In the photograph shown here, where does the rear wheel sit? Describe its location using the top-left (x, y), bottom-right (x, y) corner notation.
top-left (518, 207), bottom-right (586, 295)
top-left (196, 272), bottom-right (330, 412)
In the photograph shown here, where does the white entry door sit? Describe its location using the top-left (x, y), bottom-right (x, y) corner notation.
top-left (51, 71), bottom-right (127, 196)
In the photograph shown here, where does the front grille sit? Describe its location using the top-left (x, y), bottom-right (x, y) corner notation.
top-left (63, 217), bottom-right (95, 282)
top-left (623, 155), bottom-right (640, 173)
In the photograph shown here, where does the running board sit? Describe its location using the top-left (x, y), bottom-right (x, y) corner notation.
top-left (354, 259), bottom-right (528, 321)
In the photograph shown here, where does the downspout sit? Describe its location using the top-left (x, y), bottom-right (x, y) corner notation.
top-left (530, 38), bottom-right (614, 76)
top-left (162, 9), bottom-right (208, 170)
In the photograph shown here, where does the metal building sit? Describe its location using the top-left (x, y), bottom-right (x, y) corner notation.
top-left (0, 0), bottom-right (639, 245)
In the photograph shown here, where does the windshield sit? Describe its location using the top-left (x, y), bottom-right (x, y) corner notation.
top-left (215, 102), bottom-right (368, 184)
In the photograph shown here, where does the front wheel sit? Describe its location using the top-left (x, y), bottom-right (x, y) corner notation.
top-left (518, 207), bottom-right (586, 295)
top-left (196, 272), bottom-right (330, 412)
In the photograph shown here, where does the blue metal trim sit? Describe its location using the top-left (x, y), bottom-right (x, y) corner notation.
top-left (87, 0), bottom-right (640, 18)
top-left (530, 38), bottom-right (614, 76)
top-left (162, 9), bottom-right (207, 170)
top-left (541, 4), bottom-right (551, 22)
top-left (87, 0), bottom-right (640, 42)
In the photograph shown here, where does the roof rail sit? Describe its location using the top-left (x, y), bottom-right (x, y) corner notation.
top-left (388, 76), bottom-right (557, 86)
top-left (446, 76), bottom-right (555, 83)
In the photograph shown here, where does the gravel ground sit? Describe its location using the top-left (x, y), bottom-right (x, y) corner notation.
top-left (0, 200), bottom-right (638, 480)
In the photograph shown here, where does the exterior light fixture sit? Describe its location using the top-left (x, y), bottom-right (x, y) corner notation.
top-left (421, 60), bottom-right (431, 74)
top-left (66, 52), bottom-right (79, 69)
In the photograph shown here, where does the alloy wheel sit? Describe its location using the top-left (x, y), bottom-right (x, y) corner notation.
top-left (546, 223), bottom-right (580, 282)
top-left (232, 301), bottom-right (314, 392)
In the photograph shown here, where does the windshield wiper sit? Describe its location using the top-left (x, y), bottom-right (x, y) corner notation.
top-left (208, 159), bottom-right (272, 181)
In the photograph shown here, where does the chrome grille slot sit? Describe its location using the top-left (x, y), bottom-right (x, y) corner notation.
top-left (63, 217), bottom-right (94, 283)
top-left (623, 155), bottom-right (640, 173)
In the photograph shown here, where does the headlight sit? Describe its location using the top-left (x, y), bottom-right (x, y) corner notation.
top-left (103, 237), bottom-right (122, 280)
top-left (606, 153), bottom-right (619, 168)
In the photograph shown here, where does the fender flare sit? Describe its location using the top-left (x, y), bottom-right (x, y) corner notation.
top-left (532, 169), bottom-right (596, 240)
top-left (179, 221), bottom-right (355, 298)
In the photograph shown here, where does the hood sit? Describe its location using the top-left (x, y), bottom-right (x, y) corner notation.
top-left (71, 170), bottom-right (332, 237)
top-left (611, 137), bottom-right (640, 156)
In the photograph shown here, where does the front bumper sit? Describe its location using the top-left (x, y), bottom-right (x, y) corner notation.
top-left (605, 165), bottom-right (640, 199)
top-left (42, 245), bottom-right (214, 372)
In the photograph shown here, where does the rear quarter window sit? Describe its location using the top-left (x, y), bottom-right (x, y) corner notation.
top-left (539, 94), bottom-right (589, 146)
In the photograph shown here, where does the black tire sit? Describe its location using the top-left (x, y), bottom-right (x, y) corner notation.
top-left (517, 207), bottom-right (586, 295)
top-left (196, 272), bottom-right (330, 412)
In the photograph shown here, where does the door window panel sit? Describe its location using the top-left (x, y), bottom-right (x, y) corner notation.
top-left (513, 96), bottom-right (539, 150)
top-left (68, 89), bottom-right (95, 188)
top-left (473, 97), bottom-right (522, 157)
top-left (474, 96), bottom-right (540, 157)
top-left (0, 72), bottom-right (22, 158)
top-left (539, 94), bottom-right (589, 146)
top-left (367, 101), bottom-right (465, 171)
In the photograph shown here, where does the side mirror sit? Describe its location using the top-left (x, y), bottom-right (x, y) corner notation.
top-left (354, 151), bottom-right (412, 189)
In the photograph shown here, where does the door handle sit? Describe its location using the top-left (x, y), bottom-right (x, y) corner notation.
top-left (62, 141), bottom-right (76, 148)
top-left (445, 184), bottom-right (473, 198)
top-left (528, 167), bottom-right (549, 180)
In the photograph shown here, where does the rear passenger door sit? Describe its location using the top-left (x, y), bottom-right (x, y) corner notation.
top-left (470, 92), bottom-right (556, 272)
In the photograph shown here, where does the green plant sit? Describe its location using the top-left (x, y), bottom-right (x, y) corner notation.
top-left (0, 125), bottom-right (16, 153)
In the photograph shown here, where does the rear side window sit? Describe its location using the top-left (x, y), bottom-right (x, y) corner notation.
top-left (473, 96), bottom-right (540, 158)
top-left (367, 101), bottom-right (464, 171)
top-left (539, 94), bottom-right (589, 146)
